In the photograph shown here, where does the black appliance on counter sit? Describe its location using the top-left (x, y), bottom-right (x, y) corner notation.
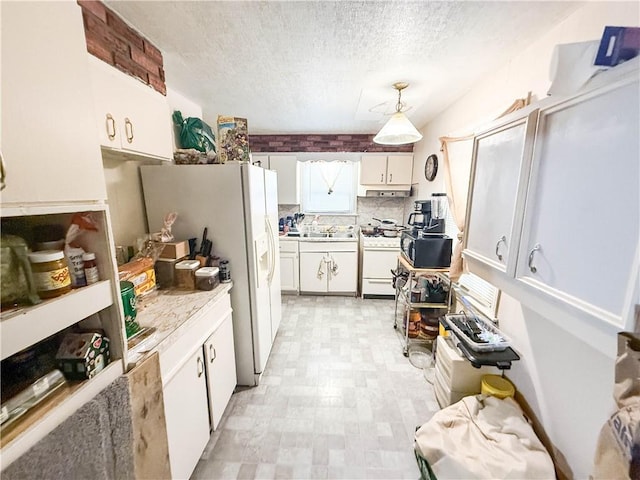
top-left (407, 193), bottom-right (447, 235)
top-left (401, 231), bottom-right (453, 268)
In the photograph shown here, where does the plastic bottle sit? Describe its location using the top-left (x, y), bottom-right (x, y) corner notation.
top-left (311, 215), bottom-right (319, 233)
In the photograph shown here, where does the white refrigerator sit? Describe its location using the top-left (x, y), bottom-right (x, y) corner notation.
top-left (140, 163), bottom-right (282, 386)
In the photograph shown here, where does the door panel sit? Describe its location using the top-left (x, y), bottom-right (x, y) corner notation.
top-left (386, 155), bottom-right (413, 184)
top-left (163, 348), bottom-right (210, 480)
top-left (204, 314), bottom-right (237, 430)
top-left (328, 251), bottom-right (357, 292)
top-left (360, 155), bottom-right (387, 184)
top-left (466, 121), bottom-right (527, 272)
top-left (300, 252), bottom-right (328, 292)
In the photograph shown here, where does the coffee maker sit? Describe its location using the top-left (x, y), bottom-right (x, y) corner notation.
top-left (407, 193), bottom-right (447, 235)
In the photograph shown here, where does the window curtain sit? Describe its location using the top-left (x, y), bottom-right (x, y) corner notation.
top-left (439, 95), bottom-right (531, 281)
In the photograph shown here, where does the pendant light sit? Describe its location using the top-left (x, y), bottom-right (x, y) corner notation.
top-left (373, 82), bottom-right (423, 145)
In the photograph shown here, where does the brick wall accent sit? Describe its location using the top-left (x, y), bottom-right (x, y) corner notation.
top-left (78, 1), bottom-right (166, 95)
top-left (248, 134), bottom-right (414, 153)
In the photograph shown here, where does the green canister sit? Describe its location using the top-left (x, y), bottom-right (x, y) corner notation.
top-left (119, 281), bottom-right (139, 338)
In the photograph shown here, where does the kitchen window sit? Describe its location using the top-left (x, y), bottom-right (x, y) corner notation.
top-left (300, 160), bottom-right (357, 214)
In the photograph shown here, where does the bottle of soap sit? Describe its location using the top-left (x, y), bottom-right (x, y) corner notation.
top-left (311, 215), bottom-right (319, 233)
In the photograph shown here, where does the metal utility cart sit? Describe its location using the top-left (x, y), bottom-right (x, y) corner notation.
top-left (394, 254), bottom-right (452, 356)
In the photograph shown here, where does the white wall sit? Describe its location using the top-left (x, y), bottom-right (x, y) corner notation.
top-left (413, 3), bottom-right (639, 477)
top-left (103, 87), bottom-right (203, 247)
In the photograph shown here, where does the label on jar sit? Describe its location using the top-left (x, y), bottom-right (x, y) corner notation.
top-left (33, 267), bottom-right (71, 292)
top-left (84, 266), bottom-right (99, 285)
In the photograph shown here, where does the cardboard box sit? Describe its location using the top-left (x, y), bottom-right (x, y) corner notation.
top-left (595, 26), bottom-right (640, 66)
top-left (119, 257), bottom-right (157, 296)
top-left (56, 332), bottom-right (110, 380)
top-left (154, 240), bottom-right (189, 260)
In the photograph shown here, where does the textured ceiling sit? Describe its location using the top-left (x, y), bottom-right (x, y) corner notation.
top-left (106, 1), bottom-right (583, 135)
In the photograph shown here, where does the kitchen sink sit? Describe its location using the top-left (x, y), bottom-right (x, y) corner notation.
top-left (299, 232), bottom-right (356, 239)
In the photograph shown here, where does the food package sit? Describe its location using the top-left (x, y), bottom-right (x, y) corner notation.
top-left (56, 333), bottom-right (110, 380)
top-left (217, 115), bottom-right (249, 163)
top-left (118, 257), bottom-right (156, 297)
top-left (64, 213), bottom-right (99, 288)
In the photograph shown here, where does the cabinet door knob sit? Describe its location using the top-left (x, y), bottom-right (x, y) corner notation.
top-left (495, 235), bottom-right (507, 261)
top-left (528, 243), bottom-right (541, 273)
top-left (124, 118), bottom-right (134, 143)
top-left (106, 114), bottom-right (117, 140)
top-left (380, 173), bottom-right (384, 182)
top-left (389, 173), bottom-right (393, 182)
top-left (197, 356), bottom-right (204, 377)
top-left (209, 344), bottom-right (216, 362)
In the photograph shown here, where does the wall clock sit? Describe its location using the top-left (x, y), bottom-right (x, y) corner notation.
top-left (424, 154), bottom-right (438, 181)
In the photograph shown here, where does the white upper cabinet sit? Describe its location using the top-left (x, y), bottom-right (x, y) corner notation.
top-left (359, 155), bottom-right (388, 184)
top-left (464, 109), bottom-right (537, 275)
top-left (359, 155), bottom-right (413, 185)
top-left (464, 61), bottom-right (639, 351)
top-left (386, 155), bottom-right (413, 185)
top-left (1, 1), bottom-right (107, 205)
top-left (515, 72), bottom-right (639, 328)
top-left (88, 56), bottom-right (173, 161)
top-left (268, 155), bottom-right (299, 204)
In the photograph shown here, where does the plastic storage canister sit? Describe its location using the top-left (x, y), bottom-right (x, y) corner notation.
top-left (175, 260), bottom-right (200, 289)
top-left (481, 374), bottom-right (515, 399)
top-left (27, 250), bottom-right (71, 299)
top-left (195, 267), bottom-right (220, 291)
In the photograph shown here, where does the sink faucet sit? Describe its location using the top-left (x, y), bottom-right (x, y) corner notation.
top-left (327, 225), bottom-right (338, 234)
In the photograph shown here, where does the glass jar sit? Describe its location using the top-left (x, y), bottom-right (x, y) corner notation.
top-left (83, 252), bottom-right (99, 285)
top-left (27, 250), bottom-right (71, 299)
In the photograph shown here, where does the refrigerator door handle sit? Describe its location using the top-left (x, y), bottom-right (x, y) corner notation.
top-left (265, 216), bottom-right (276, 284)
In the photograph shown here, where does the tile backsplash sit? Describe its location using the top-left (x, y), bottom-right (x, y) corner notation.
top-left (278, 197), bottom-right (412, 228)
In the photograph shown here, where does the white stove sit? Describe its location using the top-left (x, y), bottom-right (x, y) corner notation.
top-left (360, 232), bottom-right (401, 297)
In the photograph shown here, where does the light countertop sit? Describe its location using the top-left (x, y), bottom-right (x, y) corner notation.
top-left (126, 282), bottom-right (232, 367)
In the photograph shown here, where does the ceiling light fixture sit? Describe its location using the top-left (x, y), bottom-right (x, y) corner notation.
top-left (373, 82), bottom-right (423, 145)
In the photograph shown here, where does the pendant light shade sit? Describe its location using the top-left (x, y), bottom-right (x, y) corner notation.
top-left (373, 82), bottom-right (423, 145)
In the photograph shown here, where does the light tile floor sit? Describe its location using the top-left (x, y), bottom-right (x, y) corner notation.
top-left (192, 295), bottom-right (439, 480)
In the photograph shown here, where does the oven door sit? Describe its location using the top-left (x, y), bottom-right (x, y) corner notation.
top-left (362, 248), bottom-right (399, 279)
top-left (362, 247), bottom-right (399, 296)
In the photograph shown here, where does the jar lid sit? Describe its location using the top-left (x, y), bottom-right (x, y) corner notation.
top-left (175, 260), bottom-right (201, 270)
top-left (195, 267), bottom-right (219, 277)
top-left (82, 252), bottom-right (96, 261)
top-left (27, 249), bottom-right (65, 263)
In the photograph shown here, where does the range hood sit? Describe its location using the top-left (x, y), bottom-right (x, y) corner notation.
top-left (357, 185), bottom-right (412, 197)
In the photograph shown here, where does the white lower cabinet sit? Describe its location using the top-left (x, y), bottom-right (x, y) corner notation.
top-left (163, 347), bottom-right (210, 480)
top-left (204, 313), bottom-right (237, 430)
top-left (299, 242), bottom-right (358, 294)
top-left (160, 292), bottom-right (236, 479)
top-left (279, 239), bottom-right (299, 293)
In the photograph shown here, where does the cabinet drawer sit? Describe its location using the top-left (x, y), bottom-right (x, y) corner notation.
top-left (160, 294), bottom-right (232, 384)
top-left (362, 278), bottom-right (395, 296)
top-left (279, 240), bottom-right (299, 253)
top-left (299, 241), bottom-right (357, 253)
top-left (435, 336), bottom-right (499, 392)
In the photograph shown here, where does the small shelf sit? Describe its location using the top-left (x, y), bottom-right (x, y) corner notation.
top-left (1, 280), bottom-right (114, 361)
top-left (0, 361), bottom-right (123, 468)
top-left (394, 255), bottom-right (452, 356)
